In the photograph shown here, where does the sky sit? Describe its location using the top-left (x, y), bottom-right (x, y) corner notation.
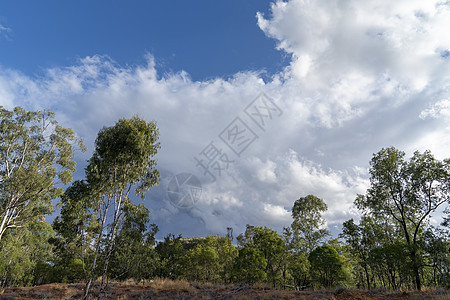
top-left (1, 0), bottom-right (449, 239)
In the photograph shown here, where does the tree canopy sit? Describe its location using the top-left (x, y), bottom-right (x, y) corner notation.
top-left (0, 106), bottom-right (85, 240)
top-left (355, 147), bottom-right (450, 290)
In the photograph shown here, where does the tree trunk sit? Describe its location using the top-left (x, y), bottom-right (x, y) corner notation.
top-left (83, 278), bottom-right (93, 300)
top-left (83, 202), bottom-right (109, 300)
top-left (410, 247), bottom-right (421, 291)
top-left (100, 235), bottom-right (117, 291)
top-left (100, 199), bottom-right (123, 291)
top-left (364, 265), bottom-right (371, 290)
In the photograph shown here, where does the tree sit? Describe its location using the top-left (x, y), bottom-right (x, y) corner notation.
top-left (187, 235), bottom-right (238, 284)
top-left (377, 243), bottom-right (411, 289)
top-left (289, 195), bottom-right (329, 253)
top-left (154, 235), bottom-right (237, 284)
top-left (341, 215), bottom-right (418, 290)
top-left (82, 116), bottom-right (160, 298)
top-left (184, 243), bottom-right (220, 282)
top-left (155, 234), bottom-right (185, 280)
top-left (282, 195), bottom-right (329, 288)
top-left (308, 245), bottom-right (348, 288)
top-left (286, 251), bottom-right (310, 288)
top-left (0, 219), bottom-right (55, 288)
top-left (236, 226), bottom-right (286, 286)
top-left (107, 204), bottom-right (159, 282)
top-left (233, 243), bottom-right (267, 284)
top-left (423, 226), bottom-right (450, 288)
top-left (0, 106), bottom-right (84, 241)
top-left (213, 235), bottom-right (238, 283)
top-left (236, 224), bottom-right (256, 247)
top-left (252, 227), bottom-right (286, 287)
top-left (341, 218), bottom-right (373, 290)
top-left (51, 180), bottom-right (99, 283)
top-left (355, 147), bottom-right (450, 290)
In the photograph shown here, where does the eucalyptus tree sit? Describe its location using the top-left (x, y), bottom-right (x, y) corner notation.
top-left (82, 116), bottom-right (160, 299)
top-left (0, 106), bottom-right (84, 241)
top-left (0, 219), bottom-right (55, 288)
top-left (355, 147), bottom-right (450, 290)
top-left (289, 195), bottom-right (329, 253)
top-left (282, 195), bottom-right (329, 287)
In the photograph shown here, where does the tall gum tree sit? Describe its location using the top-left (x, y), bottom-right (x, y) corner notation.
top-left (82, 116), bottom-right (160, 299)
top-left (0, 106), bottom-right (84, 241)
top-left (355, 147), bottom-right (450, 290)
top-left (287, 195), bottom-right (329, 253)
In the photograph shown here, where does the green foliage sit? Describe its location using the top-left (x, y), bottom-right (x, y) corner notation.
top-left (184, 244), bottom-right (220, 282)
top-left (286, 252), bottom-right (310, 287)
top-left (233, 243), bottom-right (267, 284)
top-left (281, 195), bottom-right (330, 288)
top-left (0, 106), bottom-right (84, 241)
top-left (235, 226), bottom-right (286, 286)
top-left (368, 242), bottom-right (411, 290)
top-left (309, 245), bottom-right (349, 288)
top-left (107, 205), bottom-right (159, 282)
top-left (85, 116), bottom-right (159, 292)
top-left (355, 147), bottom-right (450, 290)
top-left (51, 180), bottom-right (99, 283)
top-left (189, 235), bottom-right (238, 283)
top-left (423, 227), bottom-right (450, 288)
top-left (0, 219), bottom-right (55, 288)
top-left (155, 234), bottom-right (185, 279)
top-left (340, 217), bottom-right (383, 290)
top-left (289, 195), bottom-right (329, 253)
top-left (52, 258), bottom-right (85, 283)
top-left (155, 235), bottom-right (237, 284)
top-left (252, 226), bottom-right (286, 286)
top-left (86, 115), bottom-right (160, 198)
top-left (46, 115), bottom-right (161, 298)
top-left (342, 215), bottom-right (450, 290)
top-left (212, 235), bottom-right (238, 283)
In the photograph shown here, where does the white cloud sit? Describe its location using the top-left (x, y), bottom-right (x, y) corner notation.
top-left (420, 99), bottom-right (450, 120)
top-left (258, 0), bottom-right (450, 126)
top-left (263, 203), bottom-right (290, 221)
top-left (1, 0), bottom-right (449, 237)
top-left (149, 149), bottom-right (368, 236)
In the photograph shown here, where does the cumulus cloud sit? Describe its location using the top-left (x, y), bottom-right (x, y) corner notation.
top-left (258, 0), bottom-right (450, 128)
top-left (258, 0), bottom-right (450, 85)
top-left (1, 0), bottom-right (449, 237)
top-left (148, 149), bottom-right (368, 237)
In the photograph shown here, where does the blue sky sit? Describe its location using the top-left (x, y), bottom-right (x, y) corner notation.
top-left (1, 0), bottom-right (449, 239)
top-left (0, 0), bottom-right (288, 80)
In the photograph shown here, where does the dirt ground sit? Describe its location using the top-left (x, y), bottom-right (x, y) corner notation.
top-left (1, 280), bottom-right (449, 300)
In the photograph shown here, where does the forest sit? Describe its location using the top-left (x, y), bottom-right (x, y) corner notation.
top-left (0, 106), bottom-right (449, 299)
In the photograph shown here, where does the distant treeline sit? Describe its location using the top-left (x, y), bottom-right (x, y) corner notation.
top-left (0, 107), bottom-right (449, 299)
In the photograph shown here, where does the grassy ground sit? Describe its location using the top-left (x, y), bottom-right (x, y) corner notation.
top-left (1, 278), bottom-right (449, 299)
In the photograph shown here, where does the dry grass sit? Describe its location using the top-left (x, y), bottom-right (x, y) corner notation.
top-left (252, 282), bottom-right (270, 290)
top-left (1, 280), bottom-right (449, 299)
top-left (141, 277), bottom-right (197, 293)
